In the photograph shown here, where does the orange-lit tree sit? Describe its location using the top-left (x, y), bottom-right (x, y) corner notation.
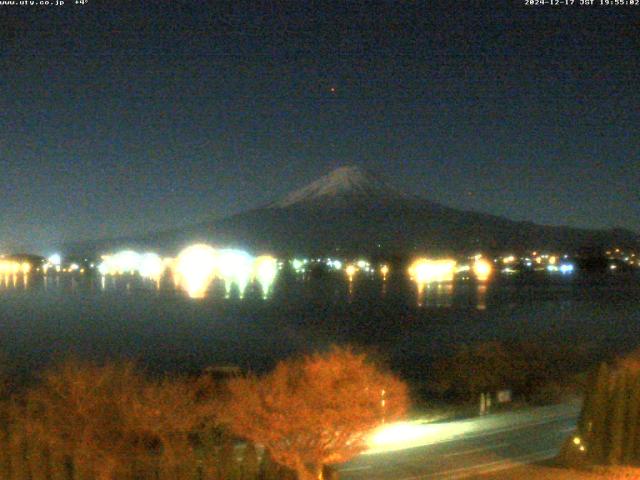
top-left (23, 359), bottom-right (214, 480)
top-left (123, 374), bottom-right (218, 480)
top-left (224, 346), bottom-right (409, 480)
top-left (23, 361), bottom-right (144, 480)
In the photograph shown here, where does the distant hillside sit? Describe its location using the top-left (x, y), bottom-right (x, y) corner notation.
top-left (62, 166), bottom-right (640, 257)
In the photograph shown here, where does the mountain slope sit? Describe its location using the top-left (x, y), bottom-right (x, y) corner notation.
top-left (62, 166), bottom-right (640, 256)
top-left (149, 166), bottom-right (638, 255)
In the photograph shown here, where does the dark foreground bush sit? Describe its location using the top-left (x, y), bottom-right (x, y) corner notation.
top-left (429, 340), bottom-right (590, 403)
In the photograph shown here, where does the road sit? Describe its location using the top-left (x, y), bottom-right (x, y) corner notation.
top-left (339, 402), bottom-right (581, 480)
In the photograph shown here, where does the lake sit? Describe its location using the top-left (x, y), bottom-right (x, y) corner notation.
top-left (0, 270), bottom-right (639, 383)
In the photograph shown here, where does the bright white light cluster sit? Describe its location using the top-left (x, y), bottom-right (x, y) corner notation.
top-left (291, 258), bottom-right (307, 273)
top-left (98, 250), bottom-right (165, 281)
top-left (356, 259), bottom-right (373, 273)
top-left (0, 259), bottom-right (30, 275)
top-left (172, 244), bottom-right (278, 299)
top-left (42, 254), bottom-right (62, 274)
top-left (98, 246), bottom-right (279, 299)
top-left (549, 263), bottom-right (575, 274)
top-left (172, 244), bottom-right (218, 299)
top-left (325, 259), bottom-right (343, 270)
top-left (408, 258), bottom-right (457, 284)
top-left (215, 248), bottom-right (254, 298)
top-left (254, 255), bottom-right (279, 298)
top-left (380, 264), bottom-right (389, 280)
top-left (472, 258), bottom-right (493, 282)
top-left (345, 264), bottom-right (358, 281)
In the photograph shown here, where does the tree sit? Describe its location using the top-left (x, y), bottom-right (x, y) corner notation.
top-left (259, 450), bottom-right (295, 480)
top-left (431, 342), bottom-right (513, 400)
top-left (581, 362), bottom-right (610, 464)
top-left (218, 441), bottom-right (239, 480)
top-left (571, 352), bottom-right (640, 468)
top-left (123, 373), bottom-right (216, 480)
top-left (577, 365), bottom-right (599, 435)
top-left (0, 353), bottom-right (9, 399)
top-left (0, 355), bottom-right (10, 480)
top-left (224, 346), bottom-right (409, 480)
top-left (240, 443), bottom-right (259, 480)
top-left (23, 359), bottom-right (214, 480)
top-left (22, 360), bottom-right (142, 480)
top-left (622, 373), bottom-right (640, 464)
top-left (607, 371), bottom-right (628, 465)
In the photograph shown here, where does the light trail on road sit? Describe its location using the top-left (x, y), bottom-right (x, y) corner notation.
top-left (340, 402), bottom-right (580, 480)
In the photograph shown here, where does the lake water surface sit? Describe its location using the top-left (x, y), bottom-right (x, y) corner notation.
top-left (0, 271), bottom-right (638, 382)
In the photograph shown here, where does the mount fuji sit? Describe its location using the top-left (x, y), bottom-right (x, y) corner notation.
top-left (268, 166), bottom-right (414, 208)
top-left (64, 165), bottom-right (639, 256)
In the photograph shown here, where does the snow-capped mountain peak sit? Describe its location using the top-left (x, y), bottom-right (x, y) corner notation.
top-left (270, 165), bottom-right (409, 208)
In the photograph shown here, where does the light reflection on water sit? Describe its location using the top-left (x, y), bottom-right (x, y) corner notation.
top-left (2, 273), bottom-right (27, 289)
top-left (0, 270), bottom-right (639, 380)
top-left (415, 283), bottom-right (454, 308)
top-left (0, 270), bottom-right (494, 310)
top-left (476, 283), bottom-right (488, 310)
top-left (1, 269), bottom-right (638, 312)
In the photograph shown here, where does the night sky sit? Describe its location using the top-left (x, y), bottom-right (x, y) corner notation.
top-left (1, 2), bottom-right (638, 252)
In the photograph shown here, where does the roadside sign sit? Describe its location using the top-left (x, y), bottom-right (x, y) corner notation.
top-left (497, 389), bottom-right (512, 403)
